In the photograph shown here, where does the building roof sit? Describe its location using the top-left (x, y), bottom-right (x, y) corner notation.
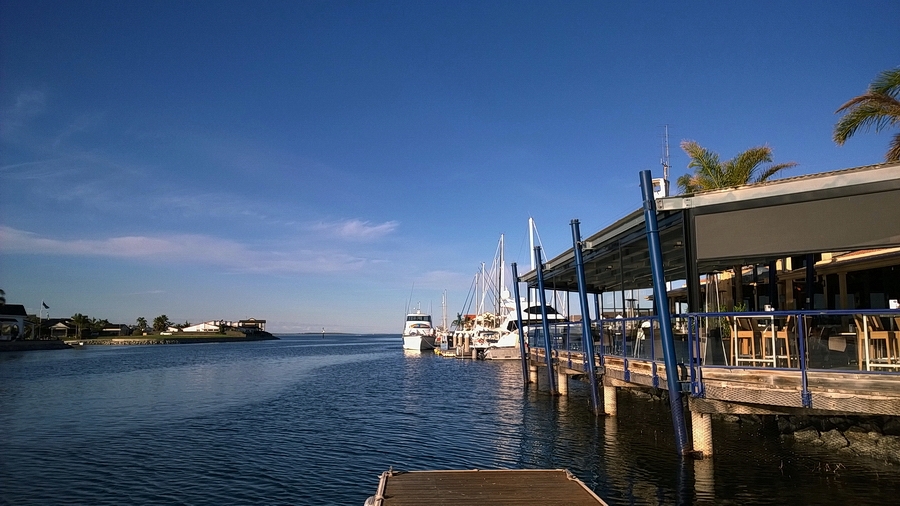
top-left (519, 162), bottom-right (900, 294)
top-left (0, 304), bottom-right (28, 317)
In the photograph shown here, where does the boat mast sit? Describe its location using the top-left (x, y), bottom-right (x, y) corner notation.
top-left (442, 289), bottom-right (448, 331)
top-left (528, 218), bottom-right (537, 306)
top-left (498, 233), bottom-right (505, 316)
top-left (479, 263), bottom-right (485, 319)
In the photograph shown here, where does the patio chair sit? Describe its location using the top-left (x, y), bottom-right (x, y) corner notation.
top-left (730, 315), bottom-right (761, 366)
top-left (855, 315), bottom-right (898, 369)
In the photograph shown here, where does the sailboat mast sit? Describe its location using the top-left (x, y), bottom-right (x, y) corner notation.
top-left (528, 218), bottom-right (535, 271)
top-left (479, 262), bottom-right (486, 317)
top-left (499, 233), bottom-right (505, 315)
top-left (442, 289), bottom-right (447, 331)
top-left (528, 217), bottom-right (537, 305)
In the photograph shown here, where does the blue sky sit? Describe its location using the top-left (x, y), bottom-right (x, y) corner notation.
top-left (2, 1), bottom-right (898, 333)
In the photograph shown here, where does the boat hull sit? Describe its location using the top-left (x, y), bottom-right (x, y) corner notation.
top-left (402, 334), bottom-right (436, 351)
top-left (484, 346), bottom-right (521, 360)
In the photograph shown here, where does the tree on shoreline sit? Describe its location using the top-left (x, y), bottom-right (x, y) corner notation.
top-left (153, 315), bottom-right (171, 332)
top-left (834, 67), bottom-right (900, 162)
top-left (72, 313), bottom-right (88, 338)
top-left (135, 317), bottom-right (148, 333)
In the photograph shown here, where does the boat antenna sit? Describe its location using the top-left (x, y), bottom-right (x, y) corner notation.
top-left (406, 282), bottom-right (415, 314)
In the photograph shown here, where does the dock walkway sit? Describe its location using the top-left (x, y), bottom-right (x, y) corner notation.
top-left (366, 469), bottom-right (607, 506)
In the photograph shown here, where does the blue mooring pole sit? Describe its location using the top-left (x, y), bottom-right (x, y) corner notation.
top-left (639, 170), bottom-right (691, 456)
top-left (534, 246), bottom-right (558, 395)
top-left (511, 262), bottom-right (530, 386)
top-left (571, 219), bottom-right (601, 415)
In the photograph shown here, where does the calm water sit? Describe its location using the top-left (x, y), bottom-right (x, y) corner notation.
top-left (1, 335), bottom-right (898, 505)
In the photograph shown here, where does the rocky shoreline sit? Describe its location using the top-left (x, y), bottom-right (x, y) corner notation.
top-left (75, 333), bottom-right (278, 346)
top-left (625, 388), bottom-right (900, 465)
top-left (778, 415), bottom-right (900, 465)
top-left (0, 333), bottom-right (278, 352)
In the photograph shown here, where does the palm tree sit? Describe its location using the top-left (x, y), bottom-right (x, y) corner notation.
top-left (676, 141), bottom-right (797, 194)
top-left (135, 317), bottom-right (148, 332)
top-left (153, 314), bottom-right (171, 332)
top-left (833, 67), bottom-right (900, 162)
top-left (452, 313), bottom-right (466, 330)
top-left (71, 313), bottom-right (88, 338)
top-left (677, 141), bottom-right (797, 310)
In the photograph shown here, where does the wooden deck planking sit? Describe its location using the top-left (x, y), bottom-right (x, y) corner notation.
top-left (370, 469), bottom-right (607, 506)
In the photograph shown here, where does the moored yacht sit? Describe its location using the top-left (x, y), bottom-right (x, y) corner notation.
top-left (483, 304), bottom-right (568, 360)
top-left (401, 310), bottom-right (436, 351)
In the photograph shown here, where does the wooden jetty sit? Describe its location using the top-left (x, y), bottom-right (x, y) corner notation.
top-left (365, 469), bottom-right (607, 506)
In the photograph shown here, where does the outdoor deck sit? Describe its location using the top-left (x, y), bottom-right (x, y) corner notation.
top-left (529, 310), bottom-right (900, 418)
top-left (366, 469), bottom-right (607, 506)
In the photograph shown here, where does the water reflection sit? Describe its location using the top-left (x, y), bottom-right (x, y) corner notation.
top-left (693, 458), bottom-right (716, 504)
top-left (1, 336), bottom-right (898, 505)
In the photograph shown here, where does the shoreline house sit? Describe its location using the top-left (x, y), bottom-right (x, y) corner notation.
top-left (179, 319), bottom-right (267, 333)
top-left (0, 304), bottom-right (28, 341)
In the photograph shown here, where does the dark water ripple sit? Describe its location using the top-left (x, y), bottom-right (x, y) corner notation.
top-left (1, 335), bottom-right (899, 505)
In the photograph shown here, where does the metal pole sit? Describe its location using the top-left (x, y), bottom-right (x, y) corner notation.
top-left (640, 169), bottom-right (691, 456)
top-left (572, 219), bottom-right (601, 415)
top-left (805, 254), bottom-right (816, 310)
top-left (768, 260), bottom-right (778, 310)
top-left (511, 262), bottom-right (530, 386)
top-left (797, 313), bottom-right (811, 407)
top-left (534, 246), bottom-right (558, 395)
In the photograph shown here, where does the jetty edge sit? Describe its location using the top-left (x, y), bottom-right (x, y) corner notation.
top-left (364, 468), bottom-right (607, 505)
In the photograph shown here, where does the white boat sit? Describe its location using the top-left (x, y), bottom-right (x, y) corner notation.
top-left (483, 304), bottom-right (568, 360)
top-left (401, 310), bottom-right (436, 351)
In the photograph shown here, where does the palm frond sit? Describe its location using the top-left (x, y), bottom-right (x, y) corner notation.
top-left (870, 67), bottom-right (900, 98)
top-left (754, 161), bottom-right (798, 183)
top-left (887, 131), bottom-right (900, 162)
top-left (833, 67), bottom-right (900, 161)
top-left (834, 97), bottom-right (900, 144)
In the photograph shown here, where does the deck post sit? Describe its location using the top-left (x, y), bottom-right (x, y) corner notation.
top-left (571, 219), bottom-right (602, 415)
top-left (797, 315), bottom-right (812, 407)
top-left (529, 364), bottom-right (539, 384)
top-left (511, 262), bottom-right (530, 385)
top-left (690, 410), bottom-right (713, 457)
top-left (603, 386), bottom-right (617, 415)
top-left (557, 371), bottom-right (569, 395)
top-left (640, 170), bottom-right (691, 456)
top-left (534, 246), bottom-right (558, 395)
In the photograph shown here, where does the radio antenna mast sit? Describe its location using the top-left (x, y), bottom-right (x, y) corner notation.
top-left (661, 124), bottom-right (670, 182)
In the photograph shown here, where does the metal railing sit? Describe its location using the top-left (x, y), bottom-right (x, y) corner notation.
top-left (528, 309), bottom-right (900, 398)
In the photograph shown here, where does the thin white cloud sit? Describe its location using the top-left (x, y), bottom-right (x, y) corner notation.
top-left (310, 219), bottom-right (399, 241)
top-left (15, 90), bottom-right (47, 114)
top-left (0, 226), bottom-right (371, 274)
top-left (52, 112), bottom-right (105, 149)
top-left (1, 90), bottom-right (47, 138)
top-left (418, 269), bottom-right (472, 289)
